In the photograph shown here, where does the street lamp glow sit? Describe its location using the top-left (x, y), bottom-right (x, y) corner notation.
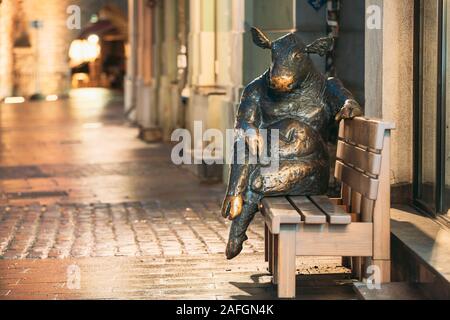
top-left (69, 39), bottom-right (101, 64)
top-left (46, 95), bottom-right (58, 102)
top-left (87, 34), bottom-right (99, 44)
top-left (4, 97), bottom-right (26, 104)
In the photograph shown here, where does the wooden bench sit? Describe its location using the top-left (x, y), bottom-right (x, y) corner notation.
top-left (261, 117), bottom-right (395, 298)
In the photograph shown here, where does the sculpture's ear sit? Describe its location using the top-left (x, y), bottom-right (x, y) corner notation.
top-left (305, 36), bottom-right (334, 56)
top-left (250, 27), bottom-right (272, 49)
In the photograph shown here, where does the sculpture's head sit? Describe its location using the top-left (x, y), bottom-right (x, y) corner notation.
top-left (251, 27), bottom-right (334, 92)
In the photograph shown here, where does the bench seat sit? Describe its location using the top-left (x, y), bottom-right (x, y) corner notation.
top-left (262, 196), bottom-right (352, 233)
top-left (262, 197), bottom-right (373, 257)
top-left (262, 117), bottom-right (395, 299)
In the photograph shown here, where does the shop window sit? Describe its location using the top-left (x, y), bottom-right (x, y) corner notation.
top-left (414, 0), bottom-right (450, 219)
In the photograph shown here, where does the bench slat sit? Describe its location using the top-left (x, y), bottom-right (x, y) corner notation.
top-left (337, 140), bottom-right (382, 176)
top-left (334, 160), bottom-right (379, 200)
top-left (309, 195), bottom-right (352, 225)
top-left (261, 197), bottom-right (301, 234)
top-left (339, 117), bottom-right (395, 150)
top-left (288, 196), bottom-right (327, 225)
top-left (296, 222), bottom-right (373, 256)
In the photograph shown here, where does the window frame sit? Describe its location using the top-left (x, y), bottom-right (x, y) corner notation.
top-left (413, 0), bottom-right (448, 217)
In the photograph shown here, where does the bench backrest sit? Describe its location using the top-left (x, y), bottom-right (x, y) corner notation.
top-left (334, 117), bottom-right (395, 227)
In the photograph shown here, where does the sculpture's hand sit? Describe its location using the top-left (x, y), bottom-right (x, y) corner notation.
top-left (335, 99), bottom-right (363, 122)
top-left (246, 131), bottom-right (265, 157)
top-left (221, 195), bottom-right (244, 220)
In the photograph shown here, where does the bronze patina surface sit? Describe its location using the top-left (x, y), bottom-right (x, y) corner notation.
top-left (222, 27), bottom-right (363, 259)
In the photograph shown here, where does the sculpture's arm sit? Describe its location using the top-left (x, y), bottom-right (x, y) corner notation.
top-left (234, 87), bottom-right (263, 155)
top-left (326, 77), bottom-right (363, 121)
top-left (222, 89), bottom-right (262, 219)
top-left (235, 88), bottom-right (261, 131)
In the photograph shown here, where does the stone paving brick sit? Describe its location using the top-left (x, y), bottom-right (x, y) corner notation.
top-left (0, 206), bottom-right (24, 256)
top-left (48, 206), bottom-right (76, 259)
top-left (27, 205), bottom-right (61, 259)
top-left (1, 205), bottom-right (41, 259)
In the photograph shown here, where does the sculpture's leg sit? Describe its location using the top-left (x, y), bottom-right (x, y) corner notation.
top-left (222, 150), bottom-right (258, 219)
top-left (222, 164), bottom-right (250, 219)
top-left (226, 190), bottom-right (262, 260)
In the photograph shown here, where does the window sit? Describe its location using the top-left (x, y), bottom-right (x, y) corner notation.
top-left (414, 0), bottom-right (450, 219)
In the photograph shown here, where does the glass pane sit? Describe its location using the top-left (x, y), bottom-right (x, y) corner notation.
top-left (419, 0), bottom-right (438, 209)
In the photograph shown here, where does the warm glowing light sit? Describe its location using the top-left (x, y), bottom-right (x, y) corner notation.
top-left (87, 34), bottom-right (100, 44)
top-left (4, 97), bottom-right (26, 104)
top-left (69, 39), bottom-right (101, 65)
top-left (46, 95), bottom-right (58, 102)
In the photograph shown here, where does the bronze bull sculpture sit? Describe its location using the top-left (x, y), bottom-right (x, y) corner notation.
top-left (222, 27), bottom-right (363, 259)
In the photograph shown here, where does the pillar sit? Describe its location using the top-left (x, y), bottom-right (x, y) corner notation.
top-left (365, 0), bottom-right (384, 118)
top-left (136, 0), bottom-right (162, 142)
top-left (365, 0), bottom-right (414, 186)
top-left (125, 0), bottom-right (138, 121)
top-left (158, 0), bottom-right (179, 141)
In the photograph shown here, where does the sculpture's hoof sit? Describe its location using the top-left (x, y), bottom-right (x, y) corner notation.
top-left (226, 234), bottom-right (248, 260)
top-left (229, 196), bottom-right (243, 220)
top-left (222, 195), bottom-right (244, 220)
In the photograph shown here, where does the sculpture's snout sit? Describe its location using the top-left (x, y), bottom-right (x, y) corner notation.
top-left (269, 75), bottom-right (295, 92)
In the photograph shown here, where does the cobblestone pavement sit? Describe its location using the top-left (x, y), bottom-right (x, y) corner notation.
top-left (0, 255), bottom-right (353, 300)
top-left (0, 89), bottom-right (355, 299)
top-left (0, 201), bottom-right (265, 259)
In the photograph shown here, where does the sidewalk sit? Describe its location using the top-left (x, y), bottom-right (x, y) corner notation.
top-left (0, 89), bottom-right (355, 299)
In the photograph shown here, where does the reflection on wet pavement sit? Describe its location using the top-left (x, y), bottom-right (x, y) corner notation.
top-left (0, 88), bottom-right (224, 205)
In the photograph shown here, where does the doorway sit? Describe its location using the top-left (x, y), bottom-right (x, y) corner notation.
top-left (69, 5), bottom-right (127, 90)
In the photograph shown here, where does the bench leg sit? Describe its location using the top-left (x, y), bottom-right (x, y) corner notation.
top-left (268, 228), bottom-right (274, 274)
top-left (271, 234), bottom-right (278, 283)
top-left (265, 224), bottom-right (269, 263)
top-left (352, 257), bottom-right (362, 281)
top-left (277, 224), bottom-right (297, 299)
top-left (373, 259), bottom-right (391, 283)
top-left (342, 256), bottom-right (352, 269)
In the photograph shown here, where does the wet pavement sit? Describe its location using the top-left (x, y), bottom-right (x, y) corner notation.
top-left (0, 89), bottom-right (355, 299)
top-left (0, 89), bottom-right (224, 205)
top-left (0, 201), bottom-right (264, 259)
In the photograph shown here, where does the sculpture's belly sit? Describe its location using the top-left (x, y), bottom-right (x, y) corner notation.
top-left (254, 159), bottom-right (329, 196)
top-left (266, 118), bottom-right (328, 161)
top-left (253, 118), bottom-right (330, 196)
